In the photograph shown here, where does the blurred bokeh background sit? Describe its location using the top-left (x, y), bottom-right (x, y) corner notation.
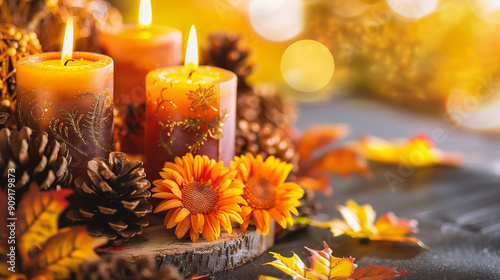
top-left (104, 0), bottom-right (500, 132)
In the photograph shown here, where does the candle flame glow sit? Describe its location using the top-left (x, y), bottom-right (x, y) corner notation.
top-left (185, 25), bottom-right (198, 71)
top-left (139, 0), bottom-right (152, 27)
top-left (61, 17), bottom-right (74, 65)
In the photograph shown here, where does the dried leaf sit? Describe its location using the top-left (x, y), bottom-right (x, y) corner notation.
top-left (307, 148), bottom-right (371, 178)
top-left (16, 183), bottom-right (72, 265)
top-left (346, 264), bottom-right (413, 280)
top-left (352, 134), bottom-right (462, 167)
top-left (29, 227), bottom-right (107, 279)
top-left (312, 200), bottom-right (428, 248)
top-left (258, 276), bottom-right (283, 280)
top-left (297, 124), bottom-right (350, 164)
top-left (293, 175), bottom-right (332, 195)
top-left (265, 242), bottom-right (412, 280)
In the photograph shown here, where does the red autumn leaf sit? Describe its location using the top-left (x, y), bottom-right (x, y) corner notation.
top-left (297, 124), bottom-right (350, 164)
top-left (346, 264), bottom-right (414, 280)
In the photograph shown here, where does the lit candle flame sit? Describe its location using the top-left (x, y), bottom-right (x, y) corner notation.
top-left (139, 0), bottom-right (152, 27)
top-left (185, 25), bottom-right (198, 71)
top-left (61, 17), bottom-right (74, 65)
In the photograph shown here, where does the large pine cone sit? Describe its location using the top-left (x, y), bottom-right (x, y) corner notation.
top-left (236, 84), bottom-right (298, 164)
top-left (66, 152), bottom-right (152, 245)
top-left (79, 256), bottom-right (183, 280)
top-left (0, 127), bottom-right (72, 194)
top-left (202, 32), bottom-right (252, 92)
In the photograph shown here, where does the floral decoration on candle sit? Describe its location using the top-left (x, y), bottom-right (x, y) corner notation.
top-left (145, 26), bottom-right (236, 174)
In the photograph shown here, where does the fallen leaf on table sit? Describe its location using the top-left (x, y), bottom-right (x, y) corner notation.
top-left (312, 200), bottom-right (428, 249)
top-left (352, 133), bottom-right (463, 167)
top-left (297, 124), bottom-right (350, 164)
top-left (307, 148), bottom-right (371, 179)
top-left (294, 125), bottom-right (371, 195)
top-left (265, 242), bottom-right (413, 280)
top-left (258, 276), bottom-right (283, 280)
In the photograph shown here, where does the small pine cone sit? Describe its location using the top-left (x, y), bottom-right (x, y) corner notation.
top-left (258, 123), bottom-right (298, 166)
top-left (202, 32), bottom-right (253, 92)
top-left (66, 152), bottom-right (152, 245)
top-left (0, 127), bottom-right (73, 194)
top-left (236, 84), bottom-right (297, 163)
top-left (78, 256), bottom-right (184, 280)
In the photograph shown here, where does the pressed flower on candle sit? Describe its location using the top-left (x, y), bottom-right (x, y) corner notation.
top-left (16, 17), bottom-right (113, 177)
top-left (145, 26), bottom-right (237, 176)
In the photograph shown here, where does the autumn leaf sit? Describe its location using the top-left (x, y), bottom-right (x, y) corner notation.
top-left (352, 133), bottom-right (462, 167)
top-left (297, 124), bottom-right (350, 165)
top-left (16, 183), bottom-right (72, 266)
top-left (265, 242), bottom-right (412, 280)
top-left (307, 148), bottom-right (371, 179)
top-left (27, 226), bottom-right (107, 280)
top-left (312, 200), bottom-right (428, 249)
top-left (258, 276), bottom-right (283, 280)
top-left (294, 125), bottom-right (370, 194)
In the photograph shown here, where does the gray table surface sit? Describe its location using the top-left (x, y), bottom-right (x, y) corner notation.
top-left (214, 97), bottom-right (500, 280)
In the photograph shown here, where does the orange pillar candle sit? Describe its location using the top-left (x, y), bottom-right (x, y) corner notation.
top-left (145, 26), bottom-right (236, 175)
top-left (98, 0), bottom-right (182, 154)
top-left (16, 18), bottom-right (113, 177)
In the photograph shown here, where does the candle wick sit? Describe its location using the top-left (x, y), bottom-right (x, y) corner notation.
top-left (188, 70), bottom-right (195, 78)
top-left (64, 59), bottom-right (75, 66)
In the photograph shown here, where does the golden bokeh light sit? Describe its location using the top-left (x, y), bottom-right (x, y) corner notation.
top-left (469, 0), bottom-right (500, 24)
top-left (280, 40), bottom-right (334, 93)
top-left (387, 0), bottom-right (439, 19)
top-left (446, 87), bottom-right (500, 131)
top-left (248, 0), bottom-right (304, 41)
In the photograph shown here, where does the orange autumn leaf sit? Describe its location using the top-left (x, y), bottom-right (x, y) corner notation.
top-left (352, 133), bottom-right (462, 167)
top-left (307, 148), bottom-right (371, 179)
top-left (28, 227), bottom-right (107, 280)
top-left (16, 183), bottom-right (72, 266)
top-left (297, 124), bottom-right (350, 164)
top-left (312, 200), bottom-right (428, 249)
top-left (265, 242), bottom-right (412, 280)
top-left (293, 175), bottom-right (332, 195)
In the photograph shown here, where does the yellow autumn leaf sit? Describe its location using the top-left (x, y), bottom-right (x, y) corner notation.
top-left (352, 134), bottom-right (462, 167)
top-left (312, 200), bottom-right (428, 249)
top-left (16, 183), bottom-right (72, 265)
top-left (265, 242), bottom-right (355, 280)
top-left (28, 226), bottom-right (107, 280)
top-left (258, 276), bottom-right (282, 280)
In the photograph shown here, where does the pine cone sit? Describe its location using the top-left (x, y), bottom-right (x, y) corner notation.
top-left (236, 84), bottom-right (297, 164)
top-left (78, 256), bottom-right (184, 280)
top-left (202, 32), bottom-right (252, 92)
top-left (0, 127), bottom-right (72, 194)
top-left (66, 152), bottom-right (152, 245)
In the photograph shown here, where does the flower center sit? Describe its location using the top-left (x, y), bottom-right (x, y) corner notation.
top-left (182, 181), bottom-right (217, 214)
top-left (243, 177), bottom-right (276, 209)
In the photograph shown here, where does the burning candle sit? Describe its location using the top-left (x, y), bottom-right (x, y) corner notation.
top-left (145, 26), bottom-right (236, 176)
top-left (16, 17), bottom-right (114, 177)
top-left (99, 0), bottom-right (182, 154)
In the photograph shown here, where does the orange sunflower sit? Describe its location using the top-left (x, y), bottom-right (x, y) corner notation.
top-left (231, 153), bottom-right (304, 235)
top-left (152, 154), bottom-right (246, 242)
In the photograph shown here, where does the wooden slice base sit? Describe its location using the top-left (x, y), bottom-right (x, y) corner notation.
top-left (108, 215), bottom-right (275, 277)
